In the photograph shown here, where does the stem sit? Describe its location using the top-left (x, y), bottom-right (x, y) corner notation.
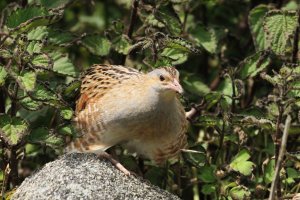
top-left (8, 147), bottom-right (19, 186)
top-left (0, 88), bottom-right (5, 113)
top-left (1, 164), bottom-right (11, 200)
top-left (231, 76), bottom-right (236, 113)
top-left (120, 0), bottom-right (139, 65)
top-left (292, 11), bottom-right (299, 64)
top-left (268, 115), bottom-right (291, 200)
top-left (274, 104), bottom-right (283, 198)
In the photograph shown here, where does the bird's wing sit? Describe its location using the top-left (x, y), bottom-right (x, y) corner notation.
top-left (68, 65), bottom-right (142, 152)
top-left (76, 64), bottom-right (141, 113)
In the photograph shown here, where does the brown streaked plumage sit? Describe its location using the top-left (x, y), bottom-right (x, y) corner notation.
top-left (66, 64), bottom-right (188, 174)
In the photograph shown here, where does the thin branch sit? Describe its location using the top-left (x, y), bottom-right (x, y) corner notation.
top-left (1, 164), bottom-right (11, 200)
top-left (292, 11), bottom-right (300, 64)
top-left (268, 115), bottom-right (291, 200)
top-left (120, 0), bottom-right (139, 65)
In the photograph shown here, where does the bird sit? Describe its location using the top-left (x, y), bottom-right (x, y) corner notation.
top-left (66, 64), bottom-right (188, 175)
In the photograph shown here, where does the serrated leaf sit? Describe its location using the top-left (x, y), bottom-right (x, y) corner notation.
top-left (145, 14), bottom-right (165, 28)
top-left (204, 92), bottom-right (222, 109)
top-left (6, 7), bottom-right (48, 29)
top-left (20, 96), bottom-right (43, 111)
top-left (27, 26), bottom-right (48, 40)
top-left (161, 48), bottom-right (188, 65)
top-left (198, 165), bottom-right (216, 183)
top-left (164, 37), bottom-right (200, 54)
top-left (18, 71), bottom-right (36, 92)
top-left (31, 53), bottom-right (52, 68)
top-left (201, 184), bottom-right (216, 195)
top-left (239, 52), bottom-right (270, 79)
top-left (27, 41), bottom-right (43, 55)
top-left (113, 35), bottom-right (132, 55)
top-left (60, 108), bottom-right (73, 120)
top-left (0, 66), bottom-right (7, 86)
top-left (27, 127), bottom-right (63, 146)
top-left (51, 52), bottom-right (77, 76)
top-left (48, 29), bottom-right (74, 45)
top-left (230, 149), bottom-right (255, 176)
top-left (249, 5), bottom-right (269, 51)
top-left (0, 49), bottom-right (12, 59)
top-left (155, 4), bottom-right (181, 35)
top-left (217, 77), bottom-right (233, 104)
top-left (81, 35), bottom-right (111, 56)
top-left (229, 186), bottom-right (251, 200)
top-left (264, 159), bottom-right (275, 184)
top-left (39, 0), bottom-right (71, 9)
top-left (32, 84), bottom-right (57, 101)
top-left (182, 145), bottom-right (207, 167)
top-left (264, 10), bottom-right (298, 55)
top-left (57, 124), bottom-right (76, 136)
top-left (63, 80), bottom-right (80, 98)
top-left (181, 72), bottom-right (210, 95)
top-left (0, 114), bottom-right (28, 146)
top-left (6, 6), bottom-right (62, 33)
top-left (191, 24), bottom-right (218, 53)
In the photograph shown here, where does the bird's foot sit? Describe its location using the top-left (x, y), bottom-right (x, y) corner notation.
top-left (97, 151), bottom-right (131, 175)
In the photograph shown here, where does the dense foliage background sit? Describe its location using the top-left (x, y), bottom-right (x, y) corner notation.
top-left (0, 0), bottom-right (300, 199)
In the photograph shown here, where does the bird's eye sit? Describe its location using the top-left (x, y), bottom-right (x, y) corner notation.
top-left (159, 75), bottom-right (165, 81)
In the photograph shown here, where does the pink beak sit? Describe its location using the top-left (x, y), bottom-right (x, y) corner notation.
top-left (169, 79), bottom-right (183, 94)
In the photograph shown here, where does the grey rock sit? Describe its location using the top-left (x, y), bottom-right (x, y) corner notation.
top-left (12, 153), bottom-right (180, 200)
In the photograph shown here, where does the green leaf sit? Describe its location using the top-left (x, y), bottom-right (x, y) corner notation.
top-left (229, 186), bottom-right (251, 200)
top-left (0, 49), bottom-right (13, 59)
top-left (60, 107), bottom-right (74, 120)
top-left (6, 7), bottom-right (48, 29)
top-left (63, 80), bottom-right (81, 99)
top-left (27, 26), bottom-right (48, 40)
top-left (20, 96), bottom-right (43, 111)
top-left (198, 165), bottom-right (216, 183)
top-left (264, 10), bottom-right (299, 55)
top-left (112, 35), bottom-right (132, 55)
top-left (202, 184), bottom-right (216, 195)
top-left (191, 24), bottom-right (218, 53)
top-left (249, 5), bottom-right (269, 51)
top-left (32, 84), bottom-right (57, 101)
top-left (27, 127), bottom-right (63, 146)
top-left (181, 72), bottom-right (210, 95)
top-left (264, 159), bottom-right (275, 184)
top-left (27, 41), bottom-right (43, 55)
top-left (81, 35), bottom-right (111, 56)
top-left (6, 6), bottom-right (62, 33)
top-left (182, 145), bottom-right (207, 167)
top-left (31, 53), bottom-right (52, 69)
top-left (18, 71), bottom-right (36, 92)
top-left (217, 77), bottom-right (233, 104)
top-left (0, 114), bottom-right (28, 146)
top-left (57, 124), bottom-right (76, 136)
top-left (0, 66), bottom-right (7, 86)
top-left (239, 52), bottom-right (270, 79)
top-left (39, 0), bottom-right (70, 9)
top-left (204, 92), bottom-right (222, 109)
top-left (51, 52), bottom-right (77, 76)
top-left (48, 29), bottom-right (74, 45)
top-left (230, 149), bottom-right (255, 176)
top-left (155, 4), bottom-right (181, 35)
top-left (161, 48), bottom-right (188, 65)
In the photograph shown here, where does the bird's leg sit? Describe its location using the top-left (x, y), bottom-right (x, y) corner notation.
top-left (97, 151), bottom-right (131, 175)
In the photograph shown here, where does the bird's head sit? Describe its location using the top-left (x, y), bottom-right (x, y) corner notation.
top-left (147, 67), bottom-right (183, 98)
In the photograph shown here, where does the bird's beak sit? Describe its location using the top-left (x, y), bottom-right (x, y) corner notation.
top-left (169, 79), bottom-right (184, 94)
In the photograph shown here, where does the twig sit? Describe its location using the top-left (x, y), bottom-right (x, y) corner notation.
top-left (268, 115), bottom-right (291, 200)
top-left (292, 11), bottom-right (300, 64)
top-left (1, 164), bottom-right (11, 200)
top-left (120, 0), bottom-right (139, 65)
